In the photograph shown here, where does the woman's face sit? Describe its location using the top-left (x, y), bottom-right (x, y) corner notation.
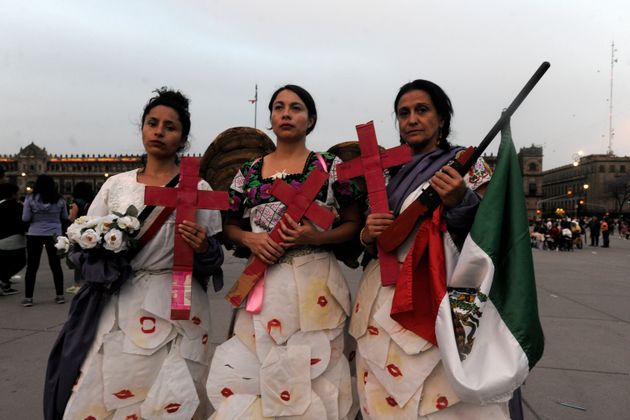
top-left (396, 89), bottom-right (443, 154)
top-left (270, 89), bottom-right (313, 141)
top-left (142, 105), bottom-right (185, 158)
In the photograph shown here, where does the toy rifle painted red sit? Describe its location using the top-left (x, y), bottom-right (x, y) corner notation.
top-left (225, 167), bottom-right (335, 307)
top-left (378, 61), bottom-right (551, 253)
top-left (336, 121), bottom-right (412, 285)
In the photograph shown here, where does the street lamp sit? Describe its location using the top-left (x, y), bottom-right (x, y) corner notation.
top-left (572, 150), bottom-right (584, 167)
top-left (583, 184), bottom-right (589, 215)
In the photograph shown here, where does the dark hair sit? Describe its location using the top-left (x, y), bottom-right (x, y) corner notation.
top-left (72, 182), bottom-right (94, 202)
top-left (268, 84), bottom-right (317, 135)
top-left (33, 175), bottom-right (60, 204)
top-left (141, 87), bottom-right (191, 153)
top-left (0, 182), bottom-right (18, 200)
top-left (394, 79), bottom-right (453, 150)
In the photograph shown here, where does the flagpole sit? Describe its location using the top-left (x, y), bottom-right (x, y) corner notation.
top-left (254, 84), bottom-right (258, 129)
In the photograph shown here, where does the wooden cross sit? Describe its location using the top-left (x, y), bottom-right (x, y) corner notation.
top-left (144, 157), bottom-right (229, 320)
top-left (226, 167), bottom-right (336, 307)
top-left (336, 121), bottom-right (412, 286)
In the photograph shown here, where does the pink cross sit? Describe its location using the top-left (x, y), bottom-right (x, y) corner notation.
top-left (144, 157), bottom-right (229, 320)
top-left (226, 167), bottom-right (335, 307)
top-left (336, 121), bottom-right (412, 285)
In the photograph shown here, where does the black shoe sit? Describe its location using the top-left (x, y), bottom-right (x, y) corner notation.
top-left (0, 288), bottom-right (19, 296)
top-left (55, 295), bottom-right (65, 304)
top-left (21, 298), bottom-right (33, 307)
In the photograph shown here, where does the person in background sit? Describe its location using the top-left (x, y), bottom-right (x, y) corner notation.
top-left (601, 217), bottom-right (610, 248)
top-left (21, 174), bottom-right (68, 307)
top-left (0, 183), bottom-right (27, 295)
top-left (64, 182), bottom-right (95, 294)
top-left (589, 216), bottom-right (600, 247)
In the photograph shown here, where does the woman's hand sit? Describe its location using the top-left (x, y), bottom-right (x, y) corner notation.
top-left (242, 231), bottom-right (285, 265)
top-left (179, 220), bottom-right (209, 254)
top-left (362, 211), bottom-right (395, 244)
top-left (278, 214), bottom-right (321, 248)
top-left (430, 165), bottom-right (467, 208)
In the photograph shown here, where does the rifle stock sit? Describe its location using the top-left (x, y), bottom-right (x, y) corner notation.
top-left (377, 61), bottom-right (550, 252)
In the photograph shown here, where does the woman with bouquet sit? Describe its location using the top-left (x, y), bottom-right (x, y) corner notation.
top-left (44, 88), bottom-right (224, 420)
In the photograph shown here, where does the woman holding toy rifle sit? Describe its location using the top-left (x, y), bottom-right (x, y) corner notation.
top-left (347, 79), bottom-right (515, 418)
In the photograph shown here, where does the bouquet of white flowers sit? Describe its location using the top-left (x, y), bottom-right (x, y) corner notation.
top-left (55, 206), bottom-right (142, 260)
top-left (55, 206), bottom-right (142, 278)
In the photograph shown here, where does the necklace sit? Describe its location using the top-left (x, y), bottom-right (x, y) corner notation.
top-left (269, 169), bottom-right (289, 180)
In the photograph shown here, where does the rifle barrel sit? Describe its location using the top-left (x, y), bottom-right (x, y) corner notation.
top-left (468, 61), bottom-right (550, 168)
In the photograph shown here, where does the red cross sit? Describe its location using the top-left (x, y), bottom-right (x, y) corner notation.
top-left (336, 121), bottom-right (412, 285)
top-left (144, 157), bottom-right (229, 320)
top-left (226, 167), bottom-right (335, 307)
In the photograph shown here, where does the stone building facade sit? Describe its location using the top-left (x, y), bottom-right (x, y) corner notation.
top-left (0, 143), bottom-right (142, 198)
top-left (4, 142), bottom-right (626, 219)
top-left (482, 144), bottom-right (544, 220)
top-left (542, 154), bottom-right (630, 217)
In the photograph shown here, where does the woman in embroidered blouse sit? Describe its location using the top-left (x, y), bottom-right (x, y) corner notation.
top-left (207, 85), bottom-right (362, 417)
top-left (349, 80), bottom-right (511, 418)
top-left (45, 88), bottom-right (223, 420)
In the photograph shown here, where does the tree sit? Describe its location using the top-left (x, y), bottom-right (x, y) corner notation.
top-left (609, 175), bottom-right (630, 214)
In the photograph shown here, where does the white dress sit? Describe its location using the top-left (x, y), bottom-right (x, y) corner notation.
top-left (63, 169), bottom-right (222, 420)
top-left (349, 159), bottom-right (511, 419)
top-left (207, 153), bottom-right (358, 419)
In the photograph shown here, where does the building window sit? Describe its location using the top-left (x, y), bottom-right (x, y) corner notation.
top-left (599, 165), bottom-right (605, 173)
top-left (528, 162), bottom-right (538, 172)
top-left (529, 183), bottom-right (537, 195)
top-left (610, 165), bottom-right (616, 173)
top-left (64, 181), bottom-right (72, 194)
top-left (621, 165), bottom-right (626, 173)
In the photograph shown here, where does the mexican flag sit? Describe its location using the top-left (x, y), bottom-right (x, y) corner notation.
top-left (435, 122), bottom-right (545, 404)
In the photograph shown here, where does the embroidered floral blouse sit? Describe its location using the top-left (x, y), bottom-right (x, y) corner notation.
top-left (228, 151), bottom-right (362, 233)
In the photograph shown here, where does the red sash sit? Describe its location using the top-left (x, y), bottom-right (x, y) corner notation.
top-left (390, 206), bottom-right (447, 346)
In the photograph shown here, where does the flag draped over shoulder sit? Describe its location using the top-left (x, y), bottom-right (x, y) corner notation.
top-left (435, 122), bottom-right (544, 404)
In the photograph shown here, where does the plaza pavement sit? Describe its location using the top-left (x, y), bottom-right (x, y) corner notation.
top-left (1, 236), bottom-right (629, 419)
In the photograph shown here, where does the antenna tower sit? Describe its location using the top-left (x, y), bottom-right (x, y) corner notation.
top-left (608, 41), bottom-right (617, 155)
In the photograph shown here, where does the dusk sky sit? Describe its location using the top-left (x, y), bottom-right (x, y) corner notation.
top-left (1, 0), bottom-right (629, 170)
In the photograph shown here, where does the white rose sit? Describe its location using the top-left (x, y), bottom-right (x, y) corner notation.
top-left (66, 224), bottom-right (83, 243)
top-left (128, 217), bottom-right (140, 232)
top-left (117, 216), bottom-right (140, 232)
top-left (95, 215), bottom-right (116, 236)
top-left (103, 228), bottom-right (126, 253)
top-left (74, 215), bottom-right (89, 225)
top-left (78, 229), bottom-right (100, 249)
top-left (54, 236), bottom-right (70, 253)
top-left (81, 216), bottom-right (102, 230)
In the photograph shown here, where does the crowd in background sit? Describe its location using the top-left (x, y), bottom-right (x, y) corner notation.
top-left (530, 214), bottom-right (629, 251)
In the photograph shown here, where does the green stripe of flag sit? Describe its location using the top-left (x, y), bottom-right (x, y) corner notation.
top-left (469, 122), bottom-right (544, 369)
